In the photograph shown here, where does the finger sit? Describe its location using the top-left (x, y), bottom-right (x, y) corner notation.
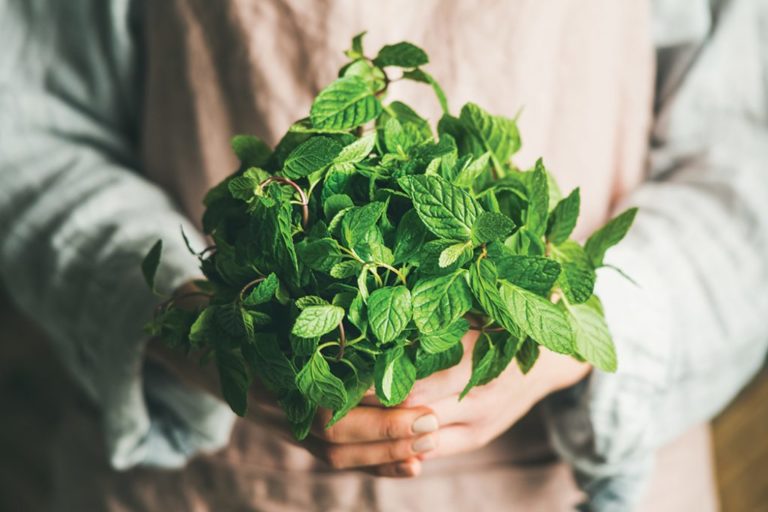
top-left (360, 457), bottom-right (422, 478)
top-left (403, 356), bottom-right (473, 407)
top-left (311, 406), bottom-right (439, 443)
top-left (421, 425), bottom-right (480, 460)
top-left (308, 433), bottom-right (438, 470)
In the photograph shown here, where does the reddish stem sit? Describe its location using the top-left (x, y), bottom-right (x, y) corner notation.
top-left (260, 176), bottom-right (310, 228)
top-left (336, 321), bottom-right (347, 361)
top-left (154, 291), bottom-right (213, 317)
top-left (238, 276), bottom-right (266, 302)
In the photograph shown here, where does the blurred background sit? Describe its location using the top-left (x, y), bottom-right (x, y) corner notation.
top-left (1, 287), bottom-right (766, 510)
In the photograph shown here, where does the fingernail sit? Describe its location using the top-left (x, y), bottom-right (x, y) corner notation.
top-left (412, 435), bottom-right (436, 453)
top-left (411, 414), bottom-right (438, 434)
top-left (396, 461), bottom-right (415, 476)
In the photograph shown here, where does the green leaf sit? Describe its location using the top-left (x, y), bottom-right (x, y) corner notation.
top-left (499, 282), bottom-right (574, 354)
top-left (472, 212), bottom-right (516, 244)
top-left (346, 31), bottom-right (367, 59)
top-left (402, 68), bottom-right (449, 114)
top-left (141, 240), bottom-right (162, 292)
top-left (228, 170), bottom-right (262, 201)
top-left (335, 132), bottom-right (377, 164)
top-left (551, 241), bottom-right (596, 304)
top-left (515, 337), bottom-right (539, 374)
top-left (330, 260), bottom-right (362, 279)
top-left (297, 238), bottom-right (343, 272)
top-left (282, 136), bottom-right (342, 179)
top-left (547, 188), bottom-right (580, 245)
top-left (467, 259), bottom-right (522, 338)
top-left (374, 345), bottom-right (416, 406)
top-left (188, 307), bottom-right (215, 346)
top-left (489, 245), bottom-right (561, 296)
top-left (242, 274), bottom-right (279, 307)
top-left (341, 202), bottom-right (386, 250)
top-left (373, 42), bottom-right (428, 68)
top-left (310, 76), bottom-right (383, 130)
top-left (296, 351), bottom-right (347, 410)
top-left (525, 159), bottom-right (550, 237)
top-left (291, 305), bottom-right (345, 338)
top-left (279, 390), bottom-right (316, 440)
top-left (459, 103), bottom-right (520, 164)
top-left (412, 271), bottom-right (473, 334)
top-left (417, 239), bottom-right (473, 275)
top-left (324, 194), bottom-right (355, 221)
top-left (399, 174), bottom-right (483, 240)
top-left (393, 209), bottom-right (428, 265)
top-left (454, 152), bottom-right (491, 188)
top-left (419, 318), bottom-right (469, 354)
top-left (295, 295), bottom-right (329, 309)
top-left (439, 241), bottom-right (472, 268)
top-left (415, 342), bottom-right (463, 379)
top-left (460, 334), bottom-right (497, 399)
top-left (328, 359), bottom-right (375, 427)
top-left (242, 333), bottom-right (296, 392)
top-left (584, 208), bottom-right (638, 266)
top-left (231, 135), bottom-right (271, 168)
top-left (367, 286), bottom-right (412, 343)
top-left (565, 297), bottom-right (617, 372)
top-left (216, 348), bottom-right (251, 416)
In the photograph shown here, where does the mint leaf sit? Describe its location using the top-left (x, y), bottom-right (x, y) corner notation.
top-left (547, 187), bottom-right (580, 245)
top-left (467, 259), bottom-right (522, 338)
top-left (292, 305), bottom-right (345, 338)
top-left (243, 273), bottom-right (279, 306)
top-left (310, 76), bottom-right (382, 130)
top-left (335, 132), bottom-right (376, 164)
top-left (584, 208), bottom-right (638, 266)
top-left (367, 286), bottom-right (412, 343)
top-left (399, 174), bottom-right (483, 240)
top-left (551, 241), bottom-right (596, 304)
top-left (216, 348), bottom-right (251, 416)
top-left (282, 136), bottom-right (342, 179)
top-left (296, 351), bottom-right (347, 410)
top-left (459, 103), bottom-right (520, 164)
top-left (439, 241), bottom-right (472, 268)
top-left (373, 42), bottom-right (428, 68)
top-left (141, 240), bottom-right (162, 292)
top-left (489, 245), bottom-right (561, 296)
top-left (564, 296), bottom-right (617, 372)
top-left (279, 390), bottom-right (316, 440)
top-left (231, 135), bottom-right (271, 168)
top-left (415, 342), bottom-right (463, 379)
top-left (420, 318), bottom-right (469, 354)
top-left (525, 159), bottom-right (550, 236)
top-left (295, 295), bottom-right (330, 309)
top-left (472, 211), bottom-right (516, 244)
top-left (453, 152), bottom-right (490, 188)
top-left (402, 68), bottom-right (449, 114)
top-left (328, 358), bottom-right (374, 427)
top-left (515, 337), bottom-right (539, 374)
top-left (412, 271), bottom-right (473, 334)
top-left (460, 333), bottom-right (497, 399)
top-left (393, 209), bottom-right (428, 264)
top-left (374, 345), bottom-right (416, 406)
top-left (341, 202), bottom-right (386, 250)
top-left (345, 31), bottom-right (367, 59)
top-left (499, 282), bottom-right (574, 354)
top-left (242, 333), bottom-right (296, 392)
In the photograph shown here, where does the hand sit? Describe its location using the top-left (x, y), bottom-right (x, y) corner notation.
top-left (380, 330), bottom-right (592, 461)
top-left (146, 282), bottom-right (441, 478)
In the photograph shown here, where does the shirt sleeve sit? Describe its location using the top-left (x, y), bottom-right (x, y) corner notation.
top-left (0, 0), bottom-right (234, 469)
top-left (543, 0), bottom-right (768, 509)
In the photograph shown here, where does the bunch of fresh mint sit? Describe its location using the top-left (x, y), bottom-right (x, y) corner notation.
top-left (142, 33), bottom-right (636, 439)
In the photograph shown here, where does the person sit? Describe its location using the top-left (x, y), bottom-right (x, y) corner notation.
top-left (1, 0), bottom-right (766, 510)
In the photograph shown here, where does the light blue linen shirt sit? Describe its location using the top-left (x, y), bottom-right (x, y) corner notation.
top-left (1, 1), bottom-right (766, 510)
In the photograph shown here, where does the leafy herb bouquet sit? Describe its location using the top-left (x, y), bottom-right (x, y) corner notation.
top-left (142, 33), bottom-right (637, 440)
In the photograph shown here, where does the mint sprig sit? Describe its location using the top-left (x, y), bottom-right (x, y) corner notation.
top-left (142, 32), bottom-right (637, 438)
